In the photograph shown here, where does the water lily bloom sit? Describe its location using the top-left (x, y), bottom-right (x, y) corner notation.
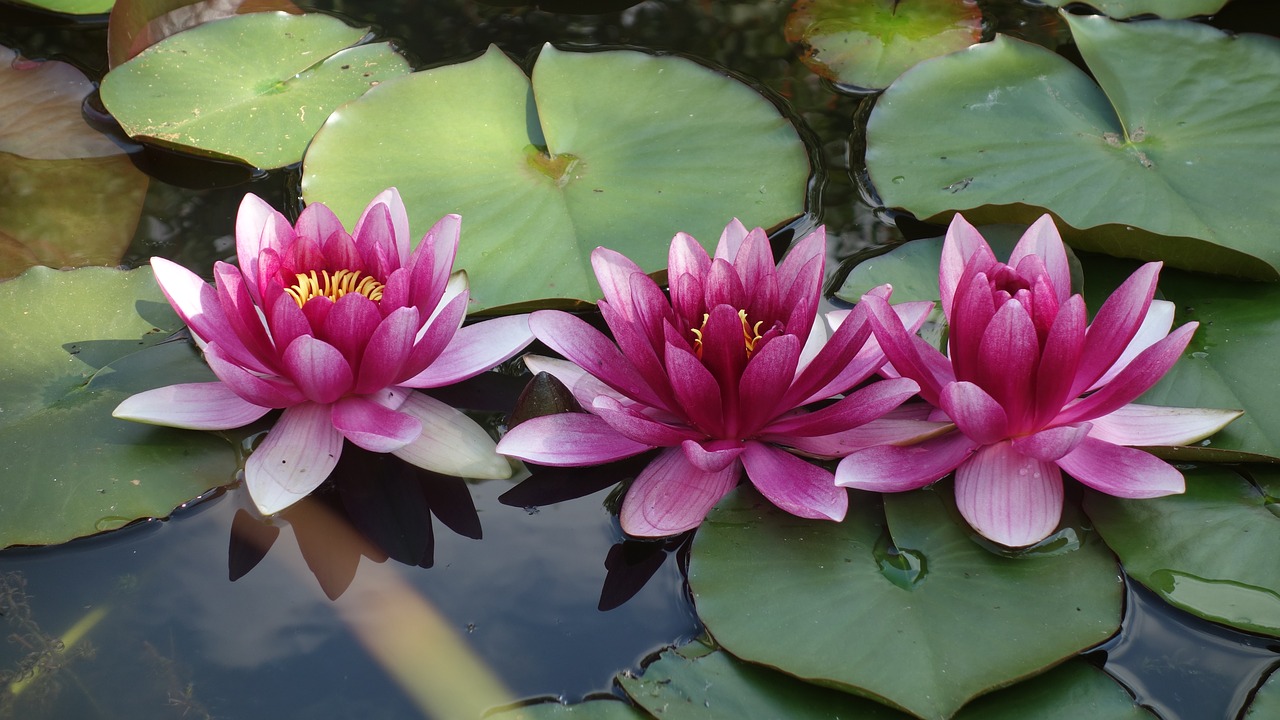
top-left (114, 189), bottom-right (534, 515)
top-left (836, 214), bottom-right (1242, 547)
top-left (497, 220), bottom-right (937, 537)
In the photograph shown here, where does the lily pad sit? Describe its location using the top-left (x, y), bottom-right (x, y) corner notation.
top-left (864, 15), bottom-right (1280, 279)
top-left (302, 44), bottom-right (810, 312)
top-left (1246, 669), bottom-right (1280, 719)
top-left (0, 45), bottom-right (149, 278)
top-left (0, 266), bottom-right (240, 548)
top-left (688, 485), bottom-right (1121, 719)
top-left (8, 0), bottom-right (113, 15)
top-left (487, 699), bottom-right (651, 720)
top-left (1084, 465), bottom-right (1280, 637)
top-left (1035, 0), bottom-right (1229, 19)
top-left (107, 0), bottom-right (303, 68)
top-left (99, 12), bottom-right (411, 169)
top-left (785, 0), bottom-right (983, 92)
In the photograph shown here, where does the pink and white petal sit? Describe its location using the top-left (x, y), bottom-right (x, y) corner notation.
top-left (1070, 262), bottom-right (1161, 396)
top-left (1056, 323), bottom-right (1197, 425)
top-left (1089, 299), bottom-right (1176, 392)
top-left (835, 431), bottom-right (978, 491)
top-left (235, 193), bottom-right (293, 301)
top-left (523, 354), bottom-right (625, 407)
top-left (355, 306), bottom-right (419, 394)
top-left (281, 335), bottom-right (354, 404)
top-left (402, 287), bottom-right (469, 379)
top-left (765, 377), bottom-right (919, 437)
top-left (355, 188), bottom-right (412, 266)
top-left (204, 343), bottom-right (305, 408)
top-left (391, 393), bottom-right (511, 479)
top-left (939, 214), bottom-right (997, 321)
top-left (331, 395), bottom-right (421, 452)
top-left (212, 262), bottom-right (277, 369)
top-left (592, 395), bottom-right (700, 446)
top-left (113, 382), bottom-right (271, 430)
top-left (245, 402), bottom-right (344, 515)
top-left (784, 302), bottom-right (875, 407)
top-left (496, 412), bottom-right (653, 466)
top-left (530, 310), bottom-right (663, 409)
top-left (1056, 436), bottom-right (1185, 498)
top-left (411, 214), bottom-right (462, 310)
top-left (400, 314), bottom-right (534, 388)
top-left (742, 442), bottom-right (847, 522)
top-left (1010, 423), bottom-right (1091, 462)
top-left (778, 417), bottom-right (952, 457)
top-left (1087, 403), bottom-right (1243, 446)
top-left (591, 247), bottom-right (649, 321)
top-left (620, 447), bottom-right (741, 537)
top-left (150, 258), bottom-right (234, 349)
top-left (939, 381), bottom-right (1009, 445)
top-left (727, 225), bottom-right (774, 296)
top-left (295, 201), bottom-right (347, 251)
top-left (712, 218), bottom-right (751, 262)
top-left (1008, 214), bottom-right (1071, 303)
top-left (681, 439), bottom-right (746, 472)
top-left (266, 291), bottom-right (313, 356)
top-left (955, 442), bottom-right (1064, 548)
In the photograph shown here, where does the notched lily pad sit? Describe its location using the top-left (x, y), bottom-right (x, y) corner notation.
top-left (0, 266), bottom-right (241, 548)
top-left (688, 485), bottom-right (1121, 720)
top-left (785, 0), bottom-right (982, 92)
top-left (99, 11), bottom-right (411, 169)
top-left (865, 14), bottom-right (1280, 279)
top-left (302, 43), bottom-right (811, 312)
top-left (1085, 465), bottom-right (1280, 637)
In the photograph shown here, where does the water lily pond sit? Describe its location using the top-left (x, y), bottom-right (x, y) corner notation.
top-left (1, 0), bottom-right (1279, 718)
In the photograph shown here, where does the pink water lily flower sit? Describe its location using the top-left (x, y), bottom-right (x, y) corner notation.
top-left (114, 189), bottom-right (534, 515)
top-left (836, 214), bottom-right (1242, 547)
top-left (497, 220), bottom-right (938, 537)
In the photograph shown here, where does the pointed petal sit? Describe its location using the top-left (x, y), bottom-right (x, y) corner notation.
top-left (1087, 404), bottom-right (1243, 446)
top-left (354, 188), bottom-right (411, 267)
top-left (1011, 423), bottom-right (1091, 462)
top-left (1057, 437), bottom-right (1185, 498)
top-left (939, 381), bottom-right (1009, 445)
top-left (779, 417), bottom-right (952, 457)
top-left (742, 442), bottom-right (846, 521)
top-left (113, 382), bottom-right (271, 430)
top-left (281, 335), bottom-right (354, 404)
top-left (973, 299), bottom-right (1038, 430)
top-left (319, 292), bottom-right (381, 367)
top-left (1090, 299), bottom-right (1175, 391)
top-left (592, 395), bottom-right (700, 446)
top-left (204, 343), bottom-right (305, 408)
top-left (955, 442), bottom-right (1063, 547)
top-left (620, 447), bottom-right (740, 537)
top-left (400, 315), bottom-right (534, 388)
top-left (940, 214), bottom-right (997, 321)
top-left (1056, 323), bottom-right (1197, 425)
top-left (523, 354), bottom-right (624, 407)
top-left (495, 412), bottom-right (652, 466)
top-left (713, 218), bottom-right (750, 262)
top-left (235, 193), bottom-right (293, 302)
top-left (664, 343), bottom-right (724, 436)
top-left (331, 395), bottom-right (421, 452)
top-left (765, 377), bottom-right (919, 437)
top-left (245, 403), bottom-right (343, 515)
top-left (391, 393), bottom-right (511, 478)
top-left (835, 431), bottom-right (977, 491)
top-left (591, 246), bottom-right (649, 321)
top-left (1070, 262), bottom-right (1161, 396)
top-left (863, 293), bottom-right (949, 405)
top-left (151, 257), bottom-right (261, 369)
top-left (212, 262), bottom-right (276, 371)
top-left (295, 201), bottom-right (348, 254)
top-left (735, 334), bottom-right (801, 436)
top-left (354, 306), bottom-right (419, 394)
top-left (681, 439), bottom-right (746, 472)
top-left (1008, 215), bottom-right (1071, 303)
top-left (1032, 295), bottom-right (1087, 428)
top-left (530, 310), bottom-right (664, 409)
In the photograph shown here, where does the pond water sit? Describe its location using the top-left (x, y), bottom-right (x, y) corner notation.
top-left (0, 1), bottom-right (1278, 719)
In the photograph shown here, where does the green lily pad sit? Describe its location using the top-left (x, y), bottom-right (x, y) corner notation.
top-left (784, 0), bottom-right (983, 92)
top-left (688, 485), bottom-right (1121, 720)
top-left (865, 15), bottom-right (1280, 279)
top-left (0, 266), bottom-right (240, 548)
top-left (107, 0), bottom-right (303, 68)
top-left (8, 0), bottom-right (113, 15)
top-left (99, 12), bottom-right (410, 169)
top-left (1084, 465), bottom-right (1280, 637)
top-left (1246, 669), bottom-right (1280, 719)
top-left (1036, 0), bottom-right (1229, 19)
top-left (302, 44), bottom-right (810, 312)
top-left (487, 699), bottom-right (650, 720)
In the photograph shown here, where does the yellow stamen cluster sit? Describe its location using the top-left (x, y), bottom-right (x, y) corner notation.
top-left (691, 309), bottom-right (765, 359)
top-left (283, 269), bottom-right (385, 307)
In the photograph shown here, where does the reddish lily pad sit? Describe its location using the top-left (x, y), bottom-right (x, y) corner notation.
top-left (688, 485), bottom-right (1121, 719)
top-left (0, 266), bottom-right (241, 548)
top-left (100, 12), bottom-right (411, 169)
top-left (785, 0), bottom-right (983, 92)
top-left (301, 44), bottom-right (810, 312)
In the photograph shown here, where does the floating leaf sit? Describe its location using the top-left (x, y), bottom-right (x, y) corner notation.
top-left (1085, 465), bottom-right (1280, 637)
top-left (107, 0), bottom-right (302, 68)
top-left (1247, 669), bottom-right (1280, 719)
top-left (100, 12), bottom-right (411, 169)
top-left (302, 44), bottom-right (810, 312)
top-left (0, 45), bottom-right (148, 278)
top-left (0, 266), bottom-right (240, 548)
top-left (487, 699), bottom-right (650, 720)
top-left (688, 485), bottom-right (1121, 719)
top-left (7, 0), bottom-right (113, 15)
top-left (1034, 0), bottom-right (1228, 19)
top-left (865, 15), bottom-right (1280, 279)
top-left (785, 0), bottom-right (982, 92)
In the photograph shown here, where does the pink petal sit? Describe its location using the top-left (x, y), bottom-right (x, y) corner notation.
top-left (1031, 295), bottom-right (1087, 428)
top-left (726, 225), bottom-right (774, 299)
top-left (1055, 323), bottom-right (1197, 425)
top-left (244, 402), bottom-right (343, 515)
top-left (735, 334), bottom-right (801, 436)
top-left (204, 343), bottom-right (304, 408)
top-left (973, 299), bottom-right (1038, 430)
top-left (712, 218), bottom-right (751, 262)
top-left (947, 264), bottom-right (997, 382)
top-left (402, 285), bottom-right (469, 379)
top-left (495, 412), bottom-right (652, 466)
top-left (523, 354), bottom-right (624, 407)
top-left (331, 395), bottom-right (421, 452)
top-left (742, 442), bottom-right (846, 521)
top-left (939, 214), bottom-right (997, 322)
top-left (1070, 262), bottom-right (1161, 397)
top-left (1008, 215), bottom-right (1071, 304)
top-left (1010, 423), bottom-right (1091, 462)
top-left (235, 193), bottom-right (293, 303)
top-left (212, 262), bottom-right (277, 371)
top-left (774, 226), bottom-right (824, 309)
top-left (530, 310), bottom-right (664, 409)
top-left (765, 377), bottom-right (919, 437)
top-left (400, 315), bottom-right (533, 388)
top-left (784, 300), bottom-right (875, 408)
top-left (592, 246), bottom-right (649, 322)
top-left (113, 382), bottom-right (271, 430)
top-left (354, 188), bottom-right (411, 267)
top-left (779, 416), bottom-right (952, 457)
top-left (319, 292), bottom-right (382, 367)
top-left (1089, 299), bottom-right (1175, 391)
top-left (1087, 404), bottom-right (1243, 446)
top-left (664, 342), bottom-right (724, 436)
top-left (939, 381), bottom-right (1009, 445)
top-left (265, 289), bottom-right (312, 356)
top-left (835, 431), bottom-right (977, 491)
top-left (151, 257), bottom-right (268, 373)
top-left (354, 306), bottom-right (419, 394)
top-left (620, 447), bottom-right (741, 537)
top-left (295, 201), bottom-right (348, 254)
top-left (863, 293), bottom-right (949, 405)
top-left (955, 441), bottom-right (1064, 547)
top-left (391, 393), bottom-right (511, 479)
top-left (592, 396), bottom-right (700, 446)
top-left (681, 439), bottom-right (746, 472)
top-left (407, 214), bottom-right (461, 313)
top-left (281, 335), bottom-right (354, 404)
top-left (1056, 436), bottom-right (1185, 498)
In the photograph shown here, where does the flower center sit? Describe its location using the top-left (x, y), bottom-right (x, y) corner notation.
top-left (283, 269), bottom-right (385, 307)
top-left (690, 309), bottom-right (764, 359)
